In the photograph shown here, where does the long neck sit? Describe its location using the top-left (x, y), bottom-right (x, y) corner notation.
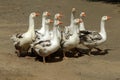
top-left (53, 25), bottom-right (58, 40)
top-left (79, 18), bottom-right (85, 31)
top-left (42, 16), bottom-right (46, 28)
top-left (39, 16), bottom-right (46, 33)
top-left (28, 16), bottom-right (34, 32)
top-left (99, 20), bottom-right (106, 39)
top-left (70, 12), bottom-right (75, 27)
top-left (40, 16), bottom-right (46, 30)
top-left (45, 24), bottom-right (49, 35)
top-left (73, 24), bottom-right (79, 34)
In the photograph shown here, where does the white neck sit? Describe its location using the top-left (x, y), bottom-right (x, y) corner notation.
top-left (80, 22), bottom-right (85, 31)
top-left (28, 15), bottom-right (34, 32)
top-left (70, 13), bottom-right (74, 25)
top-left (53, 24), bottom-right (58, 40)
top-left (73, 23), bottom-right (79, 34)
top-left (70, 11), bottom-right (75, 27)
top-left (42, 16), bottom-right (46, 28)
top-left (99, 20), bottom-right (106, 39)
top-left (38, 16), bottom-right (46, 33)
top-left (44, 24), bottom-right (49, 35)
top-left (79, 17), bottom-right (85, 31)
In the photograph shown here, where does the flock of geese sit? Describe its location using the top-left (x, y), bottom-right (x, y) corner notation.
top-left (11, 8), bottom-right (111, 63)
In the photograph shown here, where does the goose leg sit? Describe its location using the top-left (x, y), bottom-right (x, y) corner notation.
top-left (88, 48), bottom-right (92, 56)
top-left (43, 57), bottom-right (46, 64)
top-left (63, 51), bottom-right (67, 60)
top-left (94, 47), bottom-right (102, 51)
top-left (15, 49), bottom-right (24, 57)
top-left (15, 50), bottom-right (20, 56)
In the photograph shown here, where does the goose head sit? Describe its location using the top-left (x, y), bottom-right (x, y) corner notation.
top-left (30, 12), bottom-right (40, 18)
top-left (73, 18), bottom-right (82, 25)
top-left (54, 13), bottom-right (63, 20)
top-left (42, 11), bottom-right (51, 17)
top-left (72, 8), bottom-right (76, 13)
top-left (80, 12), bottom-right (86, 17)
top-left (45, 19), bottom-right (54, 25)
top-left (54, 20), bottom-right (63, 27)
top-left (102, 16), bottom-right (111, 21)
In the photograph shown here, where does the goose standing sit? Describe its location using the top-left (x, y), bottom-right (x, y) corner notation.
top-left (34, 19), bottom-right (53, 44)
top-left (64, 8), bottom-right (76, 34)
top-left (51, 13), bottom-right (63, 40)
top-left (62, 18), bottom-right (82, 59)
top-left (35, 11), bottom-right (51, 38)
top-left (80, 16), bottom-right (111, 55)
top-left (79, 12), bottom-right (86, 31)
top-left (11, 12), bottom-right (40, 57)
top-left (79, 12), bottom-right (102, 38)
top-left (31, 20), bottom-right (62, 63)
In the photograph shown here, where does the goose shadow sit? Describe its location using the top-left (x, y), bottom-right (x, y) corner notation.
top-left (65, 48), bottom-right (85, 58)
top-left (90, 48), bottom-right (112, 56)
top-left (33, 48), bottom-right (63, 63)
top-left (26, 47), bottom-right (111, 63)
top-left (65, 48), bottom-right (112, 57)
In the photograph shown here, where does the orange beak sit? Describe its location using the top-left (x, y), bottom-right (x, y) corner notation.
top-left (107, 16), bottom-right (111, 20)
top-left (78, 19), bottom-right (82, 23)
top-left (82, 12), bottom-right (86, 17)
top-left (57, 13), bottom-right (63, 20)
top-left (50, 19), bottom-right (54, 23)
top-left (47, 12), bottom-right (51, 16)
top-left (58, 21), bottom-right (63, 25)
top-left (35, 12), bottom-right (40, 16)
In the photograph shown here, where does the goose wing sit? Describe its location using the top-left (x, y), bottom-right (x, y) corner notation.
top-left (80, 31), bottom-right (102, 43)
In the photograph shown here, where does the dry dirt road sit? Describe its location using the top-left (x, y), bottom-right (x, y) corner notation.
top-left (0, 0), bottom-right (120, 80)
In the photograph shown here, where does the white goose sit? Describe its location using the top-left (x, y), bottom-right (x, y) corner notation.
top-left (31, 20), bottom-right (62, 63)
top-left (34, 19), bottom-right (53, 44)
top-left (79, 12), bottom-right (102, 37)
top-left (51, 13), bottom-right (63, 40)
top-left (11, 12), bottom-right (40, 57)
top-left (79, 12), bottom-right (86, 31)
top-left (64, 8), bottom-right (76, 34)
top-left (35, 11), bottom-right (51, 38)
top-left (80, 16), bottom-right (111, 55)
top-left (62, 18), bottom-right (82, 59)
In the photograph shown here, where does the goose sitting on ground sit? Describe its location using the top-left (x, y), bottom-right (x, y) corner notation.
top-left (11, 12), bottom-right (40, 57)
top-left (62, 18), bottom-right (82, 59)
top-left (80, 16), bottom-right (111, 55)
top-left (31, 20), bottom-right (62, 63)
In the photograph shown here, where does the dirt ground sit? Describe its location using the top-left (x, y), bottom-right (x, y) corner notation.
top-left (0, 0), bottom-right (120, 80)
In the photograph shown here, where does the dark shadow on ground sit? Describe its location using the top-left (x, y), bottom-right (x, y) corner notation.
top-left (87, 0), bottom-right (120, 4)
top-left (18, 48), bottom-right (112, 63)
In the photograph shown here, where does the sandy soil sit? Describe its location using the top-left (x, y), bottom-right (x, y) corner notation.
top-left (0, 0), bottom-right (120, 80)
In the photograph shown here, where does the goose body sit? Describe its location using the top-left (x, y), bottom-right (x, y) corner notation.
top-left (62, 18), bottom-right (81, 58)
top-left (80, 16), bottom-right (111, 55)
top-left (31, 20), bottom-right (62, 63)
top-left (79, 12), bottom-right (102, 39)
top-left (11, 12), bottom-right (39, 56)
